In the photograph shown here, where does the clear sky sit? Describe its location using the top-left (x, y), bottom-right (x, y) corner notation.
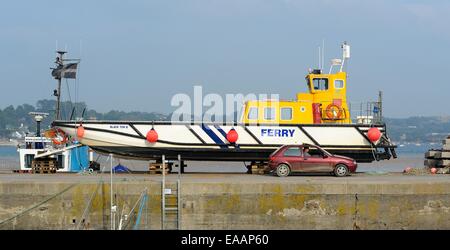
top-left (1, 0), bottom-right (449, 118)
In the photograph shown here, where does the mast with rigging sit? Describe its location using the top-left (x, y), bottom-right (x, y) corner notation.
top-left (51, 51), bottom-right (80, 120)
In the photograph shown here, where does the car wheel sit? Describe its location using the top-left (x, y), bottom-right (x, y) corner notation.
top-left (276, 163), bottom-right (291, 177)
top-left (334, 164), bottom-right (349, 177)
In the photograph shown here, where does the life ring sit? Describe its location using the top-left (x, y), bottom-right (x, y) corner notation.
top-left (325, 104), bottom-right (343, 120)
top-left (51, 128), bottom-right (68, 145)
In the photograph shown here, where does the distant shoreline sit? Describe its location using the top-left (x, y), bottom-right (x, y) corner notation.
top-left (0, 140), bottom-right (18, 146)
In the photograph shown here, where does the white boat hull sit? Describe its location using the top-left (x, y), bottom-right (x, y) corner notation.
top-left (53, 121), bottom-right (397, 163)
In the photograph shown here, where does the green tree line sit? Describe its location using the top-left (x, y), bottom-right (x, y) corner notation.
top-left (0, 99), bottom-right (167, 138)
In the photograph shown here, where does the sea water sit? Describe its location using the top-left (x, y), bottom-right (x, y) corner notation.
top-left (0, 145), bottom-right (19, 170)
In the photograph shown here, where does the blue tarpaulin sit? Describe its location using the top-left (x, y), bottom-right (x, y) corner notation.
top-left (71, 146), bottom-right (89, 172)
top-left (113, 164), bottom-right (131, 173)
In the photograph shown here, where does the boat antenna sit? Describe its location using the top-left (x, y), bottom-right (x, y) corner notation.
top-left (322, 39), bottom-right (325, 71)
top-left (340, 41), bottom-right (350, 72)
top-left (318, 46), bottom-right (321, 70)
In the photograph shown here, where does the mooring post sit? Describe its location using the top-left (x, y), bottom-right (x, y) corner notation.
top-left (178, 154), bottom-right (181, 230)
top-left (161, 154), bottom-right (165, 230)
top-left (178, 154), bottom-right (181, 178)
top-left (109, 153), bottom-right (114, 230)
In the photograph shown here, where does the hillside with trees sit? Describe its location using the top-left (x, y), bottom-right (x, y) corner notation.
top-left (384, 117), bottom-right (450, 143)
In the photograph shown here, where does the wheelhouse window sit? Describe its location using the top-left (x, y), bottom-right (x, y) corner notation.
top-left (283, 147), bottom-right (301, 157)
top-left (334, 79), bottom-right (344, 89)
top-left (313, 78), bottom-right (328, 91)
top-left (264, 107), bottom-right (276, 120)
top-left (248, 107), bottom-right (258, 120)
top-left (280, 107), bottom-right (293, 120)
top-left (306, 78), bottom-right (311, 92)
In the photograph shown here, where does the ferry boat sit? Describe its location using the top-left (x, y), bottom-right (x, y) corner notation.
top-left (50, 42), bottom-right (397, 163)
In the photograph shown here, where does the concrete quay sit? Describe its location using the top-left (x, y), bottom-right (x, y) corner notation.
top-left (0, 172), bottom-right (450, 229)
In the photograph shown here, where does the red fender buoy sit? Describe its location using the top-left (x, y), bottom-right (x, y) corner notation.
top-left (367, 127), bottom-right (381, 142)
top-left (77, 125), bottom-right (85, 138)
top-left (146, 128), bottom-right (158, 143)
top-left (226, 128), bottom-right (238, 143)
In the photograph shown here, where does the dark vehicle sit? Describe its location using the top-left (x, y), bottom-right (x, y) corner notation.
top-left (268, 144), bottom-right (357, 177)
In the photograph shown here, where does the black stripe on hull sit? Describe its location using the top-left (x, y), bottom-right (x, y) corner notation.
top-left (91, 146), bottom-right (387, 163)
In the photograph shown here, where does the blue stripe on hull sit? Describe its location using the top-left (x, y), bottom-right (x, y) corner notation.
top-left (201, 124), bottom-right (228, 149)
top-left (214, 125), bottom-right (228, 139)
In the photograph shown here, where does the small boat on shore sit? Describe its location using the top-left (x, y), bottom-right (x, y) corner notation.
top-left (17, 112), bottom-right (91, 172)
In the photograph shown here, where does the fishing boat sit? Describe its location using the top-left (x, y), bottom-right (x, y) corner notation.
top-left (50, 42), bottom-right (397, 164)
top-left (17, 112), bottom-right (91, 172)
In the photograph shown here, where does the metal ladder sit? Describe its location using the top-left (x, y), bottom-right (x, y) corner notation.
top-left (161, 155), bottom-right (181, 230)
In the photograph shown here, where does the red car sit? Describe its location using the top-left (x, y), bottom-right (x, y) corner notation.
top-left (268, 144), bottom-right (357, 177)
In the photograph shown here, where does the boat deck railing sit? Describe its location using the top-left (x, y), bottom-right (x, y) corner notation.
top-left (349, 101), bottom-right (383, 125)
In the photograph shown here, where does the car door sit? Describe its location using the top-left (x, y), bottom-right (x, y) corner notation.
top-left (300, 148), bottom-right (334, 172)
top-left (282, 146), bottom-right (303, 172)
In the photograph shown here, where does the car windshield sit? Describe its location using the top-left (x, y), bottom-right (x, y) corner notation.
top-left (318, 147), bottom-right (332, 156)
